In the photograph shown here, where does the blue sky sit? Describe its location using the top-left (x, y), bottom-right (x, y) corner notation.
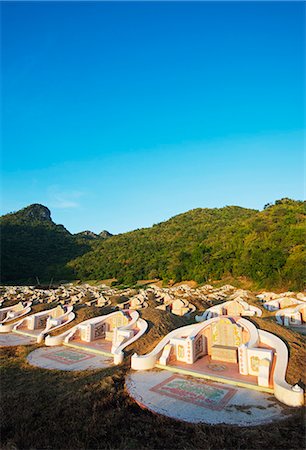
top-left (1, 1), bottom-right (305, 234)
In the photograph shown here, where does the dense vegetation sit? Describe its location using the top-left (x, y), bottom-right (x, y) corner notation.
top-left (1, 199), bottom-right (305, 289)
top-left (69, 198), bottom-right (306, 290)
top-left (0, 204), bottom-right (91, 283)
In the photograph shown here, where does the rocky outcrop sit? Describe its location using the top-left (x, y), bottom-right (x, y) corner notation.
top-left (99, 230), bottom-right (113, 239)
top-left (10, 204), bottom-right (52, 222)
top-left (75, 230), bottom-right (113, 240)
top-left (75, 230), bottom-right (99, 239)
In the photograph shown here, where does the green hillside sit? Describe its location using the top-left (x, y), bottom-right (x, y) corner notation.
top-left (68, 198), bottom-right (306, 290)
top-left (0, 204), bottom-right (91, 283)
top-left (1, 199), bottom-right (305, 289)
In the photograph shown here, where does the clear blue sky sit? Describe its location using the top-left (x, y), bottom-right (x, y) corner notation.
top-left (1, 1), bottom-right (305, 234)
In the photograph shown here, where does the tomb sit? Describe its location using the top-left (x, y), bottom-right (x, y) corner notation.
top-left (195, 299), bottom-right (262, 322)
top-left (117, 296), bottom-right (148, 310)
top-left (131, 316), bottom-right (304, 407)
top-left (12, 305), bottom-right (75, 343)
top-left (275, 303), bottom-right (306, 330)
top-left (85, 296), bottom-right (110, 307)
top-left (263, 297), bottom-right (303, 312)
top-left (0, 301), bottom-right (32, 332)
top-left (45, 309), bottom-right (148, 364)
top-left (155, 298), bottom-right (196, 316)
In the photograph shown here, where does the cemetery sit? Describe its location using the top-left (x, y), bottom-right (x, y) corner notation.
top-left (0, 282), bottom-right (305, 442)
top-left (0, 284), bottom-right (305, 434)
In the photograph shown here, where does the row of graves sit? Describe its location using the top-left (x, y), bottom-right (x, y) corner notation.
top-left (148, 283), bottom-right (237, 306)
top-left (145, 283), bottom-right (241, 316)
top-left (115, 290), bottom-right (149, 310)
top-left (195, 298), bottom-right (262, 321)
top-left (129, 286), bottom-right (305, 413)
top-left (1, 283), bottom-right (305, 334)
top-left (0, 284), bottom-right (109, 306)
top-left (0, 284), bottom-right (305, 424)
top-left (0, 284), bottom-right (150, 361)
top-left (0, 301), bottom-right (148, 366)
top-left (0, 283), bottom-right (251, 319)
top-left (258, 291), bottom-right (306, 331)
top-left (0, 304), bottom-right (74, 343)
top-left (0, 283), bottom-right (148, 309)
top-left (151, 288), bottom-right (196, 316)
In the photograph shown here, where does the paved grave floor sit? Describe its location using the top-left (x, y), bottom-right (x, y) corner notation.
top-left (27, 346), bottom-right (114, 371)
top-left (126, 370), bottom-right (294, 426)
top-left (0, 333), bottom-right (36, 346)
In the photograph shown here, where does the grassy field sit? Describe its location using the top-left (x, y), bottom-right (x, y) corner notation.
top-left (1, 300), bottom-right (306, 449)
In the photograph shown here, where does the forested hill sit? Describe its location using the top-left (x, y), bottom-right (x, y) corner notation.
top-left (1, 199), bottom-right (305, 289)
top-left (68, 198), bottom-right (305, 289)
top-left (0, 204), bottom-right (110, 283)
top-left (0, 204), bottom-right (88, 282)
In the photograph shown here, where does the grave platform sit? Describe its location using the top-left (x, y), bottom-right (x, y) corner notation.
top-left (0, 332), bottom-right (36, 346)
top-left (64, 338), bottom-right (113, 357)
top-left (14, 328), bottom-right (42, 338)
top-left (126, 370), bottom-right (293, 426)
top-left (27, 346), bottom-right (114, 371)
top-left (156, 354), bottom-right (274, 393)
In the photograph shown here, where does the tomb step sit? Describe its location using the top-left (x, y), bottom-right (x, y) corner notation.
top-left (64, 341), bottom-right (113, 358)
top-left (13, 329), bottom-right (38, 338)
top-left (155, 363), bottom-right (274, 394)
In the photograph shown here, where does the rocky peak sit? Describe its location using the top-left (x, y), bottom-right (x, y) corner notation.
top-left (75, 230), bottom-right (113, 240)
top-left (76, 230), bottom-right (99, 239)
top-left (99, 230), bottom-right (113, 239)
top-left (18, 204), bottom-right (52, 222)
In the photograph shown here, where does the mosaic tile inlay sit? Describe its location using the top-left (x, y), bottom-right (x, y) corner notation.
top-left (41, 348), bottom-right (95, 365)
top-left (150, 375), bottom-right (237, 410)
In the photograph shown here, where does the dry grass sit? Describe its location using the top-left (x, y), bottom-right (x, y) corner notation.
top-left (1, 343), bottom-right (305, 450)
top-left (172, 280), bottom-right (199, 289)
top-left (136, 279), bottom-right (160, 286)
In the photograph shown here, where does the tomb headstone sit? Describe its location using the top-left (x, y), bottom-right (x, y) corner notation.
top-left (211, 318), bottom-right (243, 348)
top-left (226, 301), bottom-right (244, 316)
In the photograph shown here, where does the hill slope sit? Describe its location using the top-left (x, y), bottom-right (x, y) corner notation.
top-left (1, 199), bottom-right (305, 288)
top-left (0, 204), bottom-right (91, 282)
top-left (68, 198), bottom-right (306, 289)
